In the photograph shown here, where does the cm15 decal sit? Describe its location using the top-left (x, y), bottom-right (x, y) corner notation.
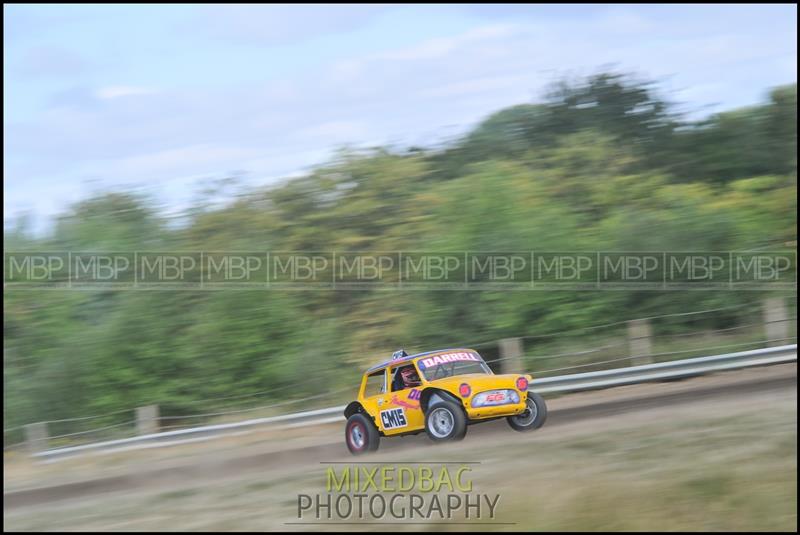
top-left (380, 408), bottom-right (408, 429)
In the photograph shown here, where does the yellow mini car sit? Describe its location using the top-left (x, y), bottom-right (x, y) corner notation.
top-left (343, 348), bottom-right (547, 454)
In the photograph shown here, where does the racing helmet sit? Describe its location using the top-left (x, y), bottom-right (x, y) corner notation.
top-left (400, 366), bottom-right (421, 387)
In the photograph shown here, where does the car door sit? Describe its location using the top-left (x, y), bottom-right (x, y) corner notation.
top-left (379, 364), bottom-right (425, 435)
top-left (359, 368), bottom-right (388, 430)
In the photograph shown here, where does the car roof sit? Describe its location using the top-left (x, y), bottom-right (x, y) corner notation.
top-left (365, 348), bottom-right (477, 374)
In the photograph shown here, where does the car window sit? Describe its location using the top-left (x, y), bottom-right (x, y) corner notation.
top-left (390, 365), bottom-right (417, 392)
top-left (389, 366), bottom-right (403, 392)
top-left (363, 369), bottom-right (386, 397)
top-left (417, 351), bottom-right (491, 381)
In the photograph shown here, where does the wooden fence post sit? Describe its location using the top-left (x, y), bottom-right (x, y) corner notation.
top-left (628, 319), bottom-right (653, 364)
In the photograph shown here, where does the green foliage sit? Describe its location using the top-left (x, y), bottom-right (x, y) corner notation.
top-left (3, 73), bottom-right (797, 435)
top-left (660, 84), bottom-right (797, 183)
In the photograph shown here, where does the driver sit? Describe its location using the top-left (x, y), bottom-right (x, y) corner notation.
top-left (400, 366), bottom-right (421, 388)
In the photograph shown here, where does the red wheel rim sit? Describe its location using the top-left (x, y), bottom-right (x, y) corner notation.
top-left (347, 421), bottom-right (366, 451)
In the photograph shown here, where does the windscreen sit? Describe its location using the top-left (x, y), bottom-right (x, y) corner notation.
top-left (416, 351), bottom-right (491, 381)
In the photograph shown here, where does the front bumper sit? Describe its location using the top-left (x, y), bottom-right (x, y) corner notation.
top-left (465, 394), bottom-right (527, 420)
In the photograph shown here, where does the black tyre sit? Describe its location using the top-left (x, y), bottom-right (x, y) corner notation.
top-left (345, 413), bottom-right (380, 455)
top-left (424, 399), bottom-right (467, 442)
top-left (507, 392), bottom-right (547, 432)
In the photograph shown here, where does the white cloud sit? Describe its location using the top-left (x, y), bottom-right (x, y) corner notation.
top-left (417, 74), bottom-right (534, 99)
top-left (15, 45), bottom-right (89, 78)
top-left (189, 4), bottom-right (391, 46)
top-left (95, 86), bottom-right (156, 100)
top-left (372, 24), bottom-right (523, 63)
top-left (297, 121), bottom-right (369, 142)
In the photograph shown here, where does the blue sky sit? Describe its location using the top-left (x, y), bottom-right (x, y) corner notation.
top-left (4, 4), bottom-right (797, 232)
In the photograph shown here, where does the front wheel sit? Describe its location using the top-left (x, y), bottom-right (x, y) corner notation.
top-left (507, 392), bottom-right (547, 432)
top-left (345, 413), bottom-right (380, 455)
top-left (425, 399), bottom-right (467, 442)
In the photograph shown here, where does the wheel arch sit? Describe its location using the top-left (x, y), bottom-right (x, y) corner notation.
top-left (420, 387), bottom-right (463, 413)
top-left (344, 401), bottom-right (365, 419)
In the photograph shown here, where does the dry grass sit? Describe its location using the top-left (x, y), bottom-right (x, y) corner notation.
top-left (4, 376), bottom-right (796, 532)
top-left (492, 408), bottom-right (796, 531)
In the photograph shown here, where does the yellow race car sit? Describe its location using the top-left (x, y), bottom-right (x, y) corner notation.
top-left (343, 348), bottom-right (547, 454)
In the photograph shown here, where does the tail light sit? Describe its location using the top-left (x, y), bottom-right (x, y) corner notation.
top-left (459, 383), bottom-right (471, 398)
top-left (516, 376), bottom-right (528, 391)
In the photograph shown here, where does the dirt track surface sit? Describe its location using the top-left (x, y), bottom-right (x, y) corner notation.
top-left (4, 362), bottom-right (796, 513)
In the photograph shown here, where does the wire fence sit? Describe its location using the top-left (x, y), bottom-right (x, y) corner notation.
top-left (501, 301), bottom-right (794, 377)
top-left (157, 388), bottom-right (350, 421)
top-left (4, 296), bottom-right (796, 453)
top-left (530, 336), bottom-right (797, 376)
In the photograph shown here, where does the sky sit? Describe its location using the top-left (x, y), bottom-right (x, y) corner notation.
top-left (4, 4), bottom-right (797, 233)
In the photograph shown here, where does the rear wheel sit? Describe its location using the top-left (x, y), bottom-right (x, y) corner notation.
top-left (345, 413), bottom-right (380, 454)
top-left (507, 392), bottom-right (547, 432)
top-left (425, 399), bottom-right (467, 442)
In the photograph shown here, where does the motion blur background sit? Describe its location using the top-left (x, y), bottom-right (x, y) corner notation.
top-left (3, 4), bottom-right (797, 531)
